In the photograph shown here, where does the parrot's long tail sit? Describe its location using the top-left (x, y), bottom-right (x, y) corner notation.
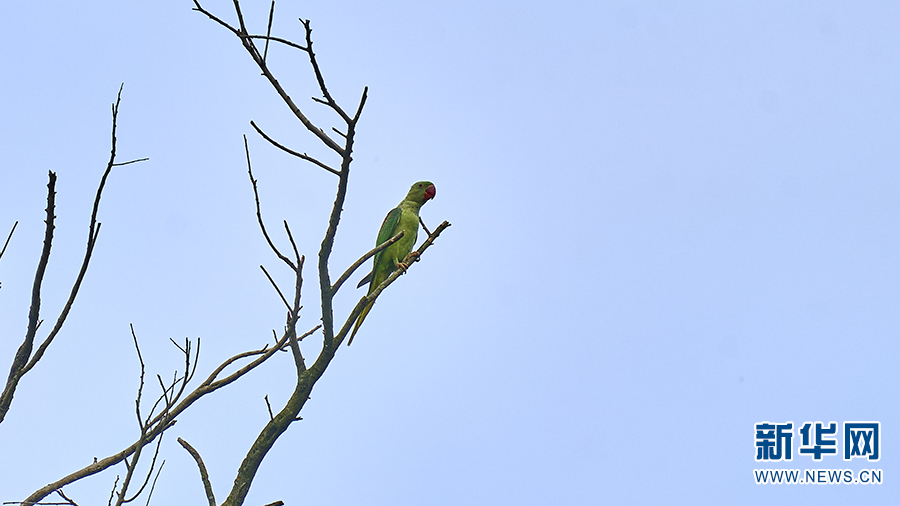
top-left (347, 301), bottom-right (374, 345)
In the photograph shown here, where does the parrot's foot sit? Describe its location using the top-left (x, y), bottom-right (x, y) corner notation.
top-left (397, 252), bottom-right (420, 274)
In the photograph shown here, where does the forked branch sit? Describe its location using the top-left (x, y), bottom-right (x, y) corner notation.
top-left (192, 0), bottom-right (345, 154)
top-left (188, 3), bottom-right (450, 506)
top-left (1, 85), bottom-right (147, 426)
top-left (20, 323), bottom-right (320, 506)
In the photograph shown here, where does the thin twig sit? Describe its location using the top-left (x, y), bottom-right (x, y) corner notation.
top-left (111, 158), bottom-right (149, 167)
top-left (283, 221), bottom-right (301, 266)
top-left (245, 136), bottom-right (298, 271)
top-left (264, 395), bottom-right (274, 421)
top-left (262, 0), bottom-right (275, 61)
top-left (107, 476), bottom-right (120, 506)
top-left (249, 34), bottom-right (306, 52)
top-left (168, 338), bottom-right (186, 355)
top-left (55, 488), bottom-right (79, 506)
top-left (131, 325), bottom-right (146, 430)
top-left (418, 216), bottom-right (432, 236)
top-left (155, 374), bottom-right (170, 410)
top-left (250, 121), bottom-right (339, 175)
top-left (301, 18), bottom-right (350, 123)
top-left (171, 338), bottom-right (198, 406)
top-left (353, 87), bottom-right (369, 123)
top-left (260, 265), bottom-right (291, 311)
top-left (142, 461), bottom-right (164, 506)
top-left (231, 0), bottom-right (249, 35)
top-left (0, 221), bottom-right (17, 261)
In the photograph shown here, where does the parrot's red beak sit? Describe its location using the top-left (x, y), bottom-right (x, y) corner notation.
top-left (424, 184), bottom-right (436, 202)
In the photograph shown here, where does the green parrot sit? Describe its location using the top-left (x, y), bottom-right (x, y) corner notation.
top-left (348, 181), bottom-right (436, 345)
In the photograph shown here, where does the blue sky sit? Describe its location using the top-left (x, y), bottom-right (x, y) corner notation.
top-left (1, 1), bottom-right (899, 504)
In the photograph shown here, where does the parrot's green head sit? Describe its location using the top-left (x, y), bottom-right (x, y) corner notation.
top-left (406, 181), bottom-right (436, 204)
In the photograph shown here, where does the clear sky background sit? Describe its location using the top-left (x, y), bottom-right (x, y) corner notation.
top-left (1, 1), bottom-right (898, 504)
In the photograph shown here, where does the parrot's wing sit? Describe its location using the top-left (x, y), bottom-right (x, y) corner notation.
top-left (357, 206), bottom-right (401, 289)
top-left (372, 206), bottom-right (402, 266)
top-left (376, 206), bottom-right (402, 245)
top-left (349, 206), bottom-right (402, 344)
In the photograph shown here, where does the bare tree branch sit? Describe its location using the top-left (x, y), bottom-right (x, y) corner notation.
top-left (178, 438), bottom-right (216, 506)
top-left (283, 221), bottom-right (301, 268)
top-left (112, 157), bottom-right (149, 167)
top-left (262, 0), bottom-right (275, 61)
top-left (352, 86), bottom-right (369, 124)
top-left (286, 257), bottom-right (306, 374)
top-left (131, 325), bottom-right (147, 431)
top-left (260, 265), bottom-right (291, 311)
top-left (300, 18), bottom-right (350, 123)
top-left (55, 488), bottom-right (80, 506)
top-left (418, 216), bottom-right (432, 236)
top-left (246, 136), bottom-right (298, 271)
top-left (0, 221), bottom-right (16, 262)
top-left (118, 431), bottom-right (165, 505)
top-left (0, 172), bottom-right (56, 425)
top-left (248, 34), bottom-right (306, 52)
top-left (217, 250), bottom-right (306, 506)
top-left (107, 476), bottom-right (119, 506)
top-left (250, 121), bottom-right (339, 175)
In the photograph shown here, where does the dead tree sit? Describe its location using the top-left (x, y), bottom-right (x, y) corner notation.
top-left (8, 2), bottom-right (449, 505)
top-left (189, 1), bottom-right (450, 504)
